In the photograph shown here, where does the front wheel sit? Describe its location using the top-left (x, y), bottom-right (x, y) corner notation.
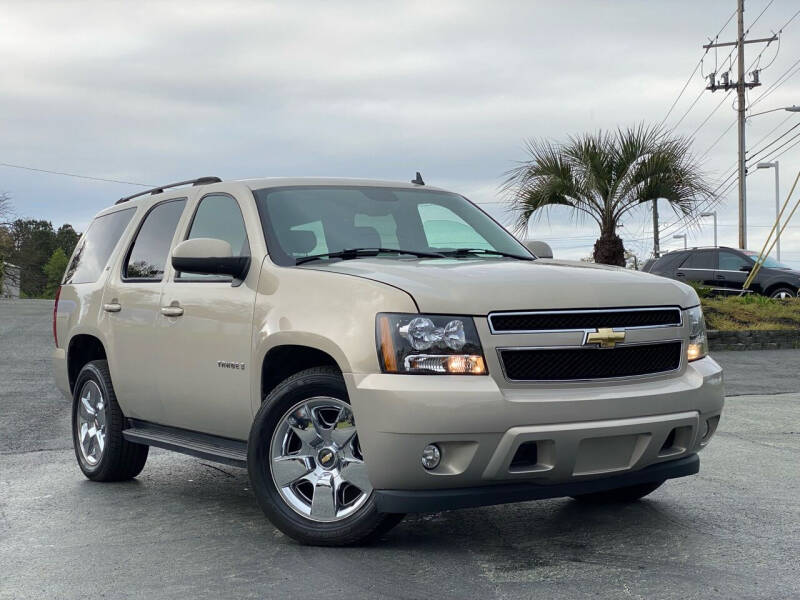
top-left (571, 480), bottom-right (664, 504)
top-left (248, 366), bottom-right (403, 546)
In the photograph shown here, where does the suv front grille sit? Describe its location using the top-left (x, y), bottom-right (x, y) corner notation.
top-left (489, 308), bottom-right (681, 333)
top-left (499, 342), bottom-right (682, 381)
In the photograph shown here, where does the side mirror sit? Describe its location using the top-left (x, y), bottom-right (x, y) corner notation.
top-left (739, 265), bottom-right (753, 272)
top-left (524, 240), bottom-right (553, 259)
top-left (171, 238), bottom-right (250, 280)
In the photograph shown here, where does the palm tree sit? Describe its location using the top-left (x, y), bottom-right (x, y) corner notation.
top-left (503, 125), bottom-right (715, 266)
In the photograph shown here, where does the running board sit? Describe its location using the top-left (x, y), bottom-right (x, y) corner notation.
top-left (122, 420), bottom-right (248, 468)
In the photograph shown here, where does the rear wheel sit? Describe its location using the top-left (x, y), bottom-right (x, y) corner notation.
top-left (571, 480), bottom-right (664, 504)
top-left (72, 360), bottom-right (148, 481)
top-left (768, 287), bottom-right (795, 299)
top-left (248, 366), bottom-right (403, 545)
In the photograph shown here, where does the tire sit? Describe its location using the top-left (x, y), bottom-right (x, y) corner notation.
top-left (72, 360), bottom-right (148, 481)
top-left (768, 287), bottom-right (795, 299)
top-left (571, 480), bottom-right (665, 504)
top-left (248, 366), bottom-right (404, 546)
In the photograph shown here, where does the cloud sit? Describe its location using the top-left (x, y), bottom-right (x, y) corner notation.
top-left (1, 1), bottom-right (798, 263)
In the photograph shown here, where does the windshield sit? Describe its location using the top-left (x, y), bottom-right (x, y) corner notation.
top-left (253, 186), bottom-right (532, 266)
top-left (742, 251), bottom-right (791, 269)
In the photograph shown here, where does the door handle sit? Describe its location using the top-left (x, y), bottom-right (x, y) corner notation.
top-left (676, 272), bottom-right (685, 278)
top-left (103, 303), bottom-right (122, 313)
top-left (161, 306), bottom-right (184, 317)
top-left (715, 275), bottom-right (725, 280)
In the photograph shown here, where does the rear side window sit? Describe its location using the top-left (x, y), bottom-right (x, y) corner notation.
top-left (680, 251), bottom-right (716, 270)
top-left (124, 199), bottom-right (186, 281)
top-left (177, 194), bottom-right (249, 280)
top-left (64, 208), bottom-right (135, 284)
top-left (649, 252), bottom-right (685, 274)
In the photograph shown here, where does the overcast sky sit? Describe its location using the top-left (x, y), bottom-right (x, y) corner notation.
top-left (2, 0), bottom-right (800, 263)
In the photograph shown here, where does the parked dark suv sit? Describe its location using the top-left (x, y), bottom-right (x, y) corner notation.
top-left (644, 247), bottom-right (800, 298)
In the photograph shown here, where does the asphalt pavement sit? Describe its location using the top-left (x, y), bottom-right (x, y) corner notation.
top-left (1, 299), bottom-right (798, 599)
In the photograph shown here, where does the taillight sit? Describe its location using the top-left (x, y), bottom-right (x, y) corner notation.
top-left (53, 286), bottom-right (61, 347)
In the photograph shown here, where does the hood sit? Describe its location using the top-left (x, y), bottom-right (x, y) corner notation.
top-left (303, 257), bottom-right (698, 314)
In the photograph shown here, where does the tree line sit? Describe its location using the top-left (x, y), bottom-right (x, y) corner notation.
top-left (0, 193), bottom-right (81, 298)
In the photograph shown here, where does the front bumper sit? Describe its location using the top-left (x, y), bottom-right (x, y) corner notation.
top-left (375, 453), bottom-right (699, 513)
top-left (345, 356), bottom-right (723, 495)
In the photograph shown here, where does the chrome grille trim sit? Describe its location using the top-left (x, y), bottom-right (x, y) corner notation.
top-left (488, 306), bottom-right (683, 334)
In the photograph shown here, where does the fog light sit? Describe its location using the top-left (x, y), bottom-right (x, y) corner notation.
top-left (699, 419), bottom-right (709, 440)
top-left (421, 444), bottom-right (441, 470)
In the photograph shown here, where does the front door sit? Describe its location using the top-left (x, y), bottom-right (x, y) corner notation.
top-left (157, 192), bottom-right (258, 440)
top-left (102, 198), bottom-right (188, 423)
top-left (715, 249), bottom-right (753, 294)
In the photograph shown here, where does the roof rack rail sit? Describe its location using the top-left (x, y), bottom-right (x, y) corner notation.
top-left (115, 176), bottom-right (222, 204)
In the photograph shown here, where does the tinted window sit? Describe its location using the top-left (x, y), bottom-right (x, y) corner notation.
top-left (124, 199), bottom-right (186, 280)
top-left (680, 251), bottom-right (715, 270)
top-left (178, 194), bottom-right (249, 279)
top-left (649, 252), bottom-right (686, 274)
top-left (719, 251), bottom-right (752, 271)
top-left (64, 208), bottom-right (135, 284)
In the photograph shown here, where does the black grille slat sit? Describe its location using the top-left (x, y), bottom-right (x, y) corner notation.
top-left (500, 342), bottom-right (682, 381)
top-left (490, 309), bottom-right (680, 332)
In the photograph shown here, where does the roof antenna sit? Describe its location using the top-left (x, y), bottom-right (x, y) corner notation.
top-left (411, 171), bottom-right (425, 185)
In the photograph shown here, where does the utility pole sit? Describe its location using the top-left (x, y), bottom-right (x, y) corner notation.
top-left (652, 199), bottom-right (660, 257)
top-left (736, 0), bottom-right (747, 250)
top-left (703, 0), bottom-right (777, 250)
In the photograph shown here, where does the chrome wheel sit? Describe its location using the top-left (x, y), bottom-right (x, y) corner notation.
top-left (270, 396), bottom-right (372, 523)
top-left (76, 380), bottom-right (107, 466)
top-left (770, 289), bottom-right (795, 299)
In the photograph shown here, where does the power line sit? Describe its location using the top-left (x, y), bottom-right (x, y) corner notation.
top-left (748, 56), bottom-right (800, 108)
top-left (745, 121), bottom-right (800, 163)
top-left (751, 129), bottom-right (800, 163)
top-left (690, 91), bottom-right (733, 138)
top-left (0, 161), bottom-right (150, 187)
top-left (660, 8), bottom-right (737, 128)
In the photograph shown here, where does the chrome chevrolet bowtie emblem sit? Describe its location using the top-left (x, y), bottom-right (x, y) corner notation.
top-left (585, 327), bottom-right (626, 349)
top-left (318, 449), bottom-right (335, 468)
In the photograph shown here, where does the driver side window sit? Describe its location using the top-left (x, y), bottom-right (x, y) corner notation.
top-left (719, 251), bottom-right (751, 272)
top-left (177, 194), bottom-right (249, 280)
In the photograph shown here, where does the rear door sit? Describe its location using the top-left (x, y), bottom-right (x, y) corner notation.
top-left (715, 249), bottom-right (753, 294)
top-left (675, 250), bottom-right (717, 287)
top-left (102, 198), bottom-right (187, 423)
top-left (157, 192), bottom-right (259, 440)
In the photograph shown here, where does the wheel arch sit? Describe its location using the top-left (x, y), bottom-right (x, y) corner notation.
top-left (764, 281), bottom-right (797, 298)
top-left (258, 337), bottom-right (348, 403)
top-left (67, 333), bottom-right (108, 394)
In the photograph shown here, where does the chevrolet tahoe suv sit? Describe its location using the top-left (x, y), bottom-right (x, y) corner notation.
top-left (52, 176), bottom-right (724, 545)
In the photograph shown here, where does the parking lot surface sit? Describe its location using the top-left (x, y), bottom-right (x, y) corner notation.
top-left (1, 299), bottom-right (798, 599)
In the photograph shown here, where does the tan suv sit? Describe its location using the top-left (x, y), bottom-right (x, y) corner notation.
top-left (52, 176), bottom-right (724, 545)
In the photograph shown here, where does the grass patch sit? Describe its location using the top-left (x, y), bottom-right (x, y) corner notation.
top-left (701, 294), bottom-right (800, 331)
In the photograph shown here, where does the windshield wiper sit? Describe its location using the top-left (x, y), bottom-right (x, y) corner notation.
top-left (441, 248), bottom-right (534, 261)
top-left (296, 247), bottom-right (446, 265)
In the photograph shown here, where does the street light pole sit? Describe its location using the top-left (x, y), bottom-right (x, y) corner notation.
top-left (700, 211), bottom-right (718, 248)
top-left (756, 161), bottom-right (781, 261)
top-left (673, 234), bottom-right (687, 250)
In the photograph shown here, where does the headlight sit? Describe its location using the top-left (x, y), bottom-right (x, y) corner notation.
top-left (376, 313), bottom-right (487, 375)
top-left (686, 305), bottom-right (708, 362)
